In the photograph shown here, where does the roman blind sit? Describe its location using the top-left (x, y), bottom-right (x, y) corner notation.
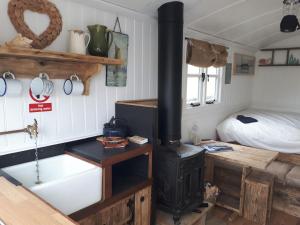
top-left (186, 38), bottom-right (228, 68)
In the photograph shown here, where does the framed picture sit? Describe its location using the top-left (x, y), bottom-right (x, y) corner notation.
top-left (225, 63), bottom-right (232, 84)
top-left (233, 53), bottom-right (255, 75)
top-left (106, 31), bottom-right (129, 87)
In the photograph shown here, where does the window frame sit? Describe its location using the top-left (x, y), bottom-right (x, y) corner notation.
top-left (186, 65), bottom-right (223, 108)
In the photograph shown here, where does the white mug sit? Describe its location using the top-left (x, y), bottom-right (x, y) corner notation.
top-left (63, 74), bottom-right (84, 96)
top-left (30, 73), bottom-right (54, 97)
top-left (68, 30), bottom-right (90, 55)
top-left (0, 72), bottom-right (22, 97)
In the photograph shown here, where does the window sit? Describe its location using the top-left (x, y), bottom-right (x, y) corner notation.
top-left (186, 65), bottom-right (223, 106)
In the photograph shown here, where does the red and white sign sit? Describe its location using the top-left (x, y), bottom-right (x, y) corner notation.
top-left (29, 89), bottom-right (52, 113)
top-left (29, 103), bottom-right (52, 112)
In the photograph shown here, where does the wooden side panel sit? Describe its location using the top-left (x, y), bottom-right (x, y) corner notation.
top-left (273, 183), bottom-right (300, 218)
top-left (103, 166), bottom-right (112, 200)
top-left (135, 186), bottom-right (151, 225)
top-left (243, 174), bottom-right (273, 225)
top-left (277, 153), bottom-right (300, 166)
top-left (239, 167), bottom-right (251, 216)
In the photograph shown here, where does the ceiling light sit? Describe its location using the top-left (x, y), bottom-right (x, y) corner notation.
top-left (281, 0), bottom-right (300, 32)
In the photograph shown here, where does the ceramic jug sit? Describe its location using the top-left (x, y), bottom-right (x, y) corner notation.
top-left (87, 25), bottom-right (113, 57)
top-left (68, 30), bottom-right (90, 55)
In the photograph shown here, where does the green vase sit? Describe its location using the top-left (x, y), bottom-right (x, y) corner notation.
top-left (87, 24), bottom-right (113, 57)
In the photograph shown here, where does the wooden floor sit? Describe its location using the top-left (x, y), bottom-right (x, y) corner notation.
top-left (207, 207), bottom-right (300, 225)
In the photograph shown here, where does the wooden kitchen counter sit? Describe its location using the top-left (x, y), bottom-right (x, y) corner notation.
top-left (0, 177), bottom-right (78, 225)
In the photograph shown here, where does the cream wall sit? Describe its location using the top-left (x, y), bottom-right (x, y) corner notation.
top-left (0, 0), bottom-right (158, 155)
top-left (0, 0), bottom-right (261, 154)
top-left (181, 29), bottom-right (255, 141)
top-left (252, 35), bottom-right (300, 113)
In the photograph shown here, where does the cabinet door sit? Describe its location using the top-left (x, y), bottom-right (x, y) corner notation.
top-left (98, 195), bottom-right (134, 225)
top-left (78, 214), bottom-right (97, 225)
top-left (135, 186), bottom-right (151, 225)
top-left (78, 195), bottom-right (134, 225)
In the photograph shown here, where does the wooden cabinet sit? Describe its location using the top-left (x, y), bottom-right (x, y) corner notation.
top-left (135, 186), bottom-right (151, 225)
top-left (70, 141), bottom-right (153, 225)
top-left (79, 186), bottom-right (151, 225)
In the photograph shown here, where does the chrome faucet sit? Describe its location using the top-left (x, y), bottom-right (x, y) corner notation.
top-left (26, 119), bottom-right (38, 139)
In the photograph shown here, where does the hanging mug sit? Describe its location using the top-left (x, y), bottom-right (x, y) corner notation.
top-left (63, 74), bottom-right (84, 96)
top-left (68, 29), bottom-right (91, 55)
top-left (30, 73), bottom-right (54, 97)
top-left (0, 72), bottom-right (23, 97)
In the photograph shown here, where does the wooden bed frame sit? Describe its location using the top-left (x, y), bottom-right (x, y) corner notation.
top-left (205, 141), bottom-right (300, 218)
top-left (226, 140), bottom-right (300, 166)
top-left (277, 153), bottom-right (300, 166)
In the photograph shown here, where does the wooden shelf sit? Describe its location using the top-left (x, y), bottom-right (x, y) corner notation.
top-left (261, 47), bottom-right (300, 51)
top-left (259, 64), bottom-right (300, 67)
top-left (259, 47), bottom-right (300, 68)
top-left (216, 194), bottom-right (240, 213)
top-left (0, 47), bottom-right (123, 95)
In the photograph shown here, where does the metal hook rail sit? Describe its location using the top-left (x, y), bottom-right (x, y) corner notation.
top-left (0, 119), bottom-right (38, 139)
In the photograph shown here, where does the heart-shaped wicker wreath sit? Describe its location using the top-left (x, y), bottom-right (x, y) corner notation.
top-left (8, 0), bottom-right (62, 49)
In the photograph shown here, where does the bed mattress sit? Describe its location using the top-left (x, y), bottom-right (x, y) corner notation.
top-left (217, 109), bottom-right (300, 153)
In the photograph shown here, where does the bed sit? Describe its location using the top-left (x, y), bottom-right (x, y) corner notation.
top-left (216, 109), bottom-right (300, 154)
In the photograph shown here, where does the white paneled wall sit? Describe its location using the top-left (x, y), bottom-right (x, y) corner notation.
top-left (0, 0), bottom-right (157, 155)
top-left (252, 35), bottom-right (300, 113)
top-left (181, 41), bottom-right (254, 141)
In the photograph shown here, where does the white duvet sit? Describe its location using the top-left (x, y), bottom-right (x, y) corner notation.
top-left (217, 109), bottom-right (300, 153)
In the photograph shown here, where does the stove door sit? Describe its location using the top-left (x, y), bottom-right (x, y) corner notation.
top-left (176, 155), bottom-right (204, 210)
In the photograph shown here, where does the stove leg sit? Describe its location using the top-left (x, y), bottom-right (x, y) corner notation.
top-left (173, 215), bottom-right (181, 225)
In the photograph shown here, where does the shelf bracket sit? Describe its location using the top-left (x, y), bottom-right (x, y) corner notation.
top-left (82, 64), bottom-right (102, 96)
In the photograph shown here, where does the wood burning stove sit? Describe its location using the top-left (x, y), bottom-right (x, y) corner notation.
top-left (156, 145), bottom-right (205, 224)
top-left (116, 2), bottom-right (205, 225)
top-left (157, 2), bottom-right (205, 224)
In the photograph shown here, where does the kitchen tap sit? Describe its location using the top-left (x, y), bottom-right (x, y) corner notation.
top-left (26, 119), bottom-right (38, 139)
top-left (0, 119), bottom-right (38, 138)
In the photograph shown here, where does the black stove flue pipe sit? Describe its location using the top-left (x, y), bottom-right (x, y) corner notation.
top-left (158, 1), bottom-right (184, 146)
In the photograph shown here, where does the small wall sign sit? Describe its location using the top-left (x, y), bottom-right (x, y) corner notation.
top-left (29, 89), bottom-right (52, 113)
top-left (29, 103), bottom-right (52, 113)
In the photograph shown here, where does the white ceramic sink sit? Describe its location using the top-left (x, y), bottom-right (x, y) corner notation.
top-left (3, 154), bottom-right (102, 215)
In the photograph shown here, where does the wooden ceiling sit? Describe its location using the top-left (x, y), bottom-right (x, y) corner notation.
top-left (74, 0), bottom-right (300, 49)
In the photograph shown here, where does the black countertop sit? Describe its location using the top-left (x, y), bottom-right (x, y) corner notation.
top-left (0, 169), bottom-right (21, 186)
top-left (67, 140), bottom-right (150, 164)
